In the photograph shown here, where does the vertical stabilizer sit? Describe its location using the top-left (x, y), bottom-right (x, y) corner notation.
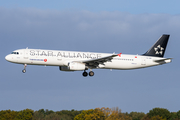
top-left (143, 34), bottom-right (170, 57)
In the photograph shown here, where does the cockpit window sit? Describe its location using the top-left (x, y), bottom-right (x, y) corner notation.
top-left (11, 52), bottom-right (19, 55)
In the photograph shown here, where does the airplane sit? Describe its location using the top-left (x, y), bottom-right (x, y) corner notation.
top-left (5, 34), bottom-right (172, 77)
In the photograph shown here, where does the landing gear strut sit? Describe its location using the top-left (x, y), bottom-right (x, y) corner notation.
top-left (22, 64), bottom-right (27, 73)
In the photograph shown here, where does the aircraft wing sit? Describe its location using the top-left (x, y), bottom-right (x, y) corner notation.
top-left (76, 54), bottom-right (118, 68)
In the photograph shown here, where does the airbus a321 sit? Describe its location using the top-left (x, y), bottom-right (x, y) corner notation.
top-left (5, 34), bottom-right (172, 77)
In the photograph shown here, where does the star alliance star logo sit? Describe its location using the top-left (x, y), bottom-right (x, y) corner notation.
top-left (154, 45), bottom-right (164, 55)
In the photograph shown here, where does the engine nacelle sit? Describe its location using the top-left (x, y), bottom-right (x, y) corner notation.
top-left (59, 62), bottom-right (86, 71)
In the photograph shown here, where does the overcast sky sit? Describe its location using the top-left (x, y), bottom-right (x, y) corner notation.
top-left (1, 0), bottom-right (180, 113)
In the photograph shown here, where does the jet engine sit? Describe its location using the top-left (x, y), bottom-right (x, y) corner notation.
top-left (59, 62), bottom-right (86, 71)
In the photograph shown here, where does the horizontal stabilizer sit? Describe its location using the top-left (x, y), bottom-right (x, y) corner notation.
top-left (154, 58), bottom-right (172, 64)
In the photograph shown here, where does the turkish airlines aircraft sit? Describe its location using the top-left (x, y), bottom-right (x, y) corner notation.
top-left (5, 35), bottom-right (172, 77)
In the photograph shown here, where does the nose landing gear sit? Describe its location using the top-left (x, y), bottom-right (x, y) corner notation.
top-left (22, 64), bottom-right (27, 73)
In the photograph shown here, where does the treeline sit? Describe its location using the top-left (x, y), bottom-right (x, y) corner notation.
top-left (0, 107), bottom-right (180, 120)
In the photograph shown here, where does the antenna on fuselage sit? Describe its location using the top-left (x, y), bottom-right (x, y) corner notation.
top-left (26, 47), bottom-right (28, 49)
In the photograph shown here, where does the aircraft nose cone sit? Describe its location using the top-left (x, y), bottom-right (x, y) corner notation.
top-left (5, 55), bottom-right (10, 61)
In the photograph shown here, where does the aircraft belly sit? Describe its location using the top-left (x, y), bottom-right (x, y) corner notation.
top-left (104, 61), bottom-right (139, 70)
top-left (103, 59), bottom-right (160, 70)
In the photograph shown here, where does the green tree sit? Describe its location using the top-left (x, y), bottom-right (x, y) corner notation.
top-left (37, 109), bottom-right (46, 116)
top-left (169, 112), bottom-right (178, 120)
top-left (44, 112), bottom-right (71, 120)
top-left (151, 115), bottom-right (166, 120)
top-left (32, 111), bottom-right (45, 120)
top-left (147, 108), bottom-right (171, 120)
top-left (56, 109), bottom-right (82, 120)
top-left (129, 112), bottom-right (145, 120)
top-left (177, 110), bottom-right (180, 119)
top-left (74, 108), bottom-right (105, 120)
top-left (0, 110), bottom-right (18, 120)
top-left (45, 109), bottom-right (54, 116)
top-left (106, 107), bottom-right (132, 120)
top-left (16, 109), bottom-right (34, 120)
top-left (141, 115), bottom-right (151, 120)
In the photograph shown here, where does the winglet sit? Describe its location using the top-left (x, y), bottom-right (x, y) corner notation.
top-left (118, 53), bottom-right (122, 57)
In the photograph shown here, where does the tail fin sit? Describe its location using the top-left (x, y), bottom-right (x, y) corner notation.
top-left (143, 34), bottom-right (170, 57)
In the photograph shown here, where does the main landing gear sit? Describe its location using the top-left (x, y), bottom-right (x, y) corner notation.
top-left (82, 70), bottom-right (94, 77)
top-left (22, 64), bottom-right (27, 73)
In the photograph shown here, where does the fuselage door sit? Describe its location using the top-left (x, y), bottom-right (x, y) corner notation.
top-left (24, 49), bottom-right (29, 59)
top-left (141, 57), bottom-right (146, 65)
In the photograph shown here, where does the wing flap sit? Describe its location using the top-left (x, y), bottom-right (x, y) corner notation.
top-left (81, 54), bottom-right (117, 63)
top-left (74, 54), bottom-right (118, 68)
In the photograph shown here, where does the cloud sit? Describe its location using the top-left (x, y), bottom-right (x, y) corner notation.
top-left (1, 7), bottom-right (180, 55)
top-left (0, 9), bottom-right (179, 40)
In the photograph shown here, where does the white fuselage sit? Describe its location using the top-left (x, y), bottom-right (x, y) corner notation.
top-left (5, 49), bottom-right (171, 70)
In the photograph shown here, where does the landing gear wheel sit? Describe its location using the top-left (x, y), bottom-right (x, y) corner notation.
top-left (89, 71), bottom-right (94, 76)
top-left (22, 64), bottom-right (27, 73)
top-left (22, 69), bottom-right (26, 73)
top-left (82, 71), bottom-right (88, 77)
